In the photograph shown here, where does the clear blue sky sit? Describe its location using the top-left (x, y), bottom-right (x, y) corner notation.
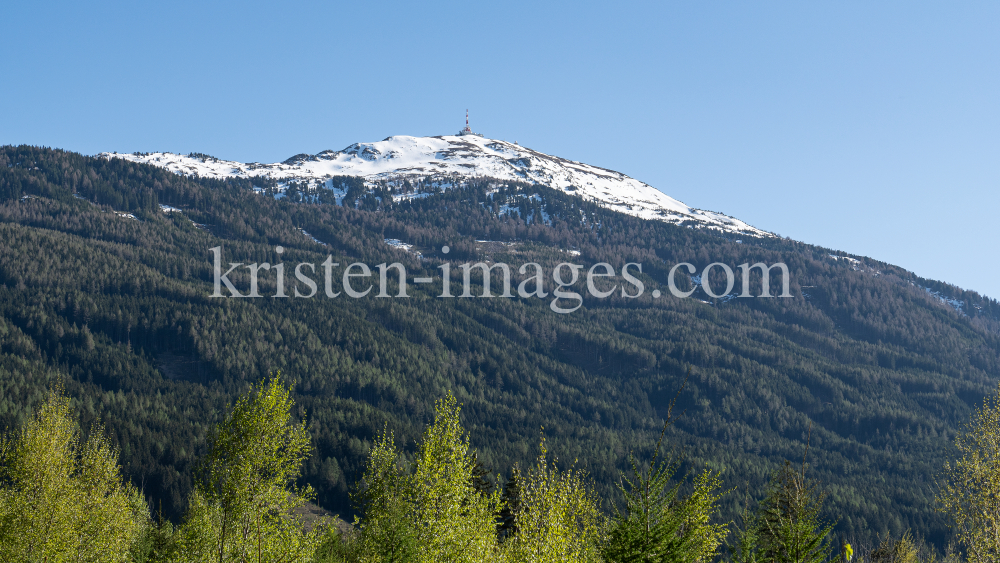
top-left (3, 1), bottom-right (998, 299)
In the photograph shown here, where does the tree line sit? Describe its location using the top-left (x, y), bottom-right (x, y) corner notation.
top-left (11, 372), bottom-right (996, 562)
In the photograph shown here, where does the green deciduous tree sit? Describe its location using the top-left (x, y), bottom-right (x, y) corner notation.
top-left (937, 382), bottom-right (1000, 563)
top-left (409, 392), bottom-right (500, 563)
top-left (7, 144), bottom-right (1000, 551)
top-left (500, 434), bottom-right (605, 563)
top-left (349, 392), bottom-right (500, 563)
top-left (349, 427), bottom-right (419, 562)
top-left (172, 373), bottom-right (322, 563)
top-left (0, 387), bottom-right (147, 562)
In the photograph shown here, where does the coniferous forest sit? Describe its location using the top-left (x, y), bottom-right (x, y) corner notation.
top-left (2, 144), bottom-right (1000, 560)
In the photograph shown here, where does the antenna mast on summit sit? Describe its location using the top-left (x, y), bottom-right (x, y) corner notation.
top-left (458, 109), bottom-right (482, 137)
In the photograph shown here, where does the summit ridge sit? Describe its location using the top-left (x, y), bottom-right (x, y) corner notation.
top-left (102, 135), bottom-right (769, 237)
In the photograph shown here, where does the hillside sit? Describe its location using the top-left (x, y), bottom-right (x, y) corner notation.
top-left (2, 144), bottom-right (999, 550)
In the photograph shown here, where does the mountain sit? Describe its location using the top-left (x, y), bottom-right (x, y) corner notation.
top-left (102, 135), bottom-right (768, 237)
top-left (3, 143), bottom-right (1000, 552)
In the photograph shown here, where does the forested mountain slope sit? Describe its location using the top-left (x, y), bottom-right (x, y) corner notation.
top-left (1, 145), bottom-right (998, 549)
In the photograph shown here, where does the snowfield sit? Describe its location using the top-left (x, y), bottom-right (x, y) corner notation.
top-left (101, 135), bottom-right (770, 237)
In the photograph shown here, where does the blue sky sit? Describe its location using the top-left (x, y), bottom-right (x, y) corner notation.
top-left (3, 1), bottom-right (998, 299)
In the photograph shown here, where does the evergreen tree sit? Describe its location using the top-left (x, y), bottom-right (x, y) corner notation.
top-left (748, 461), bottom-right (834, 563)
top-left (870, 530), bottom-right (920, 563)
top-left (603, 379), bottom-right (728, 563)
top-left (350, 427), bottom-right (419, 562)
top-left (349, 392), bottom-right (501, 563)
top-left (729, 495), bottom-right (762, 563)
top-left (604, 452), bottom-right (726, 563)
top-left (129, 508), bottom-right (178, 563)
top-left (4, 145), bottom-right (1000, 550)
top-left (497, 474), bottom-right (522, 541)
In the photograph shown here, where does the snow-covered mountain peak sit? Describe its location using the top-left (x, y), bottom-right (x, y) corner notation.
top-left (100, 135), bottom-right (770, 237)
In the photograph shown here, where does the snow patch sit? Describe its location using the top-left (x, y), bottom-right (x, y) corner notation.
top-left (924, 287), bottom-right (965, 315)
top-left (829, 254), bottom-right (880, 276)
top-left (102, 135), bottom-right (770, 237)
top-left (300, 229), bottom-right (326, 246)
top-left (385, 238), bottom-right (422, 258)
